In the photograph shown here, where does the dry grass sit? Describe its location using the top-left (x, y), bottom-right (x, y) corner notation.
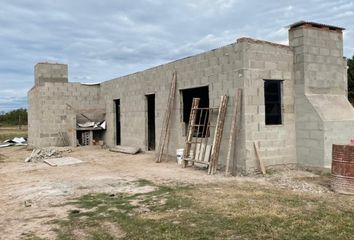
top-left (0, 125), bottom-right (27, 142)
top-left (1, 146), bottom-right (352, 239)
top-left (50, 181), bottom-right (354, 240)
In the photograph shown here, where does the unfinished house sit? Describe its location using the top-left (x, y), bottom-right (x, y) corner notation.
top-left (28, 21), bottom-right (354, 174)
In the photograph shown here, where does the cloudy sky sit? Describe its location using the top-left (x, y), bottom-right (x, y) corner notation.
top-left (0, 0), bottom-right (353, 111)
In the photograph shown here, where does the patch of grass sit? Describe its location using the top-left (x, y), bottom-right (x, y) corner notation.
top-left (49, 181), bottom-right (354, 240)
top-left (136, 179), bottom-right (153, 186)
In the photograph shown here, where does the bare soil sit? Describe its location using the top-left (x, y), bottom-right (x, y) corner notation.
top-left (0, 146), bottom-right (336, 239)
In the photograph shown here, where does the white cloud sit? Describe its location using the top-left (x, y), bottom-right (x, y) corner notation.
top-left (0, 0), bottom-right (353, 111)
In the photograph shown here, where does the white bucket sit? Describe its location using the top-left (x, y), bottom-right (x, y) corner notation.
top-left (176, 148), bottom-right (184, 165)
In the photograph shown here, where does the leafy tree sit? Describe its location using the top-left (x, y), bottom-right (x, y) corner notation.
top-left (0, 108), bottom-right (28, 125)
top-left (348, 55), bottom-right (354, 104)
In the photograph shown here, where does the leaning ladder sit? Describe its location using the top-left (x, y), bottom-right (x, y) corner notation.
top-left (182, 95), bottom-right (228, 175)
top-left (208, 95), bottom-right (228, 175)
top-left (156, 71), bottom-right (177, 163)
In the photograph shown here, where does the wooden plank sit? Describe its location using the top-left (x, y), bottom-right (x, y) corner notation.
top-left (156, 71), bottom-right (177, 163)
top-left (43, 159), bottom-right (57, 167)
top-left (191, 108), bottom-right (205, 166)
top-left (254, 141), bottom-right (266, 175)
top-left (201, 108), bottom-right (213, 163)
top-left (184, 159), bottom-right (210, 165)
top-left (225, 89), bottom-right (241, 176)
top-left (232, 89), bottom-right (242, 176)
top-left (208, 95), bottom-right (228, 175)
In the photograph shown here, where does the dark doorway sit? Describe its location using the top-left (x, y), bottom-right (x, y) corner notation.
top-left (114, 99), bottom-right (121, 145)
top-left (181, 86), bottom-right (209, 137)
top-left (146, 94), bottom-right (156, 150)
top-left (264, 80), bottom-right (283, 125)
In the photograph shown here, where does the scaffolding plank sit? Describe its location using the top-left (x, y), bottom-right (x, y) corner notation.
top-left (254, 141), bottom-right (266, 175)
top-left (225, 89), bottom-right (242, 176)
top-left (156, 71), bottom-right (177, 163)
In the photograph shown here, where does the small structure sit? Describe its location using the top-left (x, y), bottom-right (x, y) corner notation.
top-left (28, 21), bottom-right (354, 174)
top-left (331, 144), bottom-right (354, 195)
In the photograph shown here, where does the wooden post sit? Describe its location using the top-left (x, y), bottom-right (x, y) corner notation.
top-left (232, 89), bottom-right (242, 176)
top-left (254, 141), bottom-right (266, 175)
top-left (225, 89), bottom-right (242, 176)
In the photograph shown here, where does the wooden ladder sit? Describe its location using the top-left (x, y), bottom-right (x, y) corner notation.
top-left (208, 95), bottom-right (228, 175)
top-left (182, 95), bottom-right (228, 175)
top-left (156, 71), bottom-right (177, 163)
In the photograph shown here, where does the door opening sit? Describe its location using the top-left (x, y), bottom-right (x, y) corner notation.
top-left (146, 94), bottom-right (156, 150)
top-left (114, 99), bottom-right (121, 145)
top-left (181, 86), bottom-right (209, 137)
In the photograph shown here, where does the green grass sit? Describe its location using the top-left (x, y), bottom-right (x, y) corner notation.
top-left (38, 180), bottom-right (354, 240)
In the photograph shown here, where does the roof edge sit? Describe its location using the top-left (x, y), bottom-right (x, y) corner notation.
top-left (289, 21), bottom-right (345, 31)
top-left (236, 37), bottom-right (290, 49)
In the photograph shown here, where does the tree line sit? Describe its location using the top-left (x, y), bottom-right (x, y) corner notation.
top-left (0, 108), bottom-right (28, 125)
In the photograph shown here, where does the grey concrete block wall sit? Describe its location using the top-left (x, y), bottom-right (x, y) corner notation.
top-left (100, 42), bottom-right (247, 173)
top-left (290, 23), bottom-right (354, 169)
top-left (28, 21), bottom-right (353, 173)
top-left (28, 71), bottom-right (105, 147)
top-left (35, 63), bottom-right (68, 86)
top-left (238, 38), bottom-right (297, 172)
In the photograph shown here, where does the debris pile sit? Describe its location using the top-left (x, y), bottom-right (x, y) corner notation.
top-left (267, 170), bottom-right (330, 194)
top-left (0, 137), bottom-right (27, 148)
top-left (25, 147), bottom-right (72, 163)
top-left (77, 120), bottom-right (106, 129)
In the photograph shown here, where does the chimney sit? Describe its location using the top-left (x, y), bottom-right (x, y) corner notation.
top-left (289, 21), bottom-right (346, 95)
top-left (34, 63), bottom-right (68, 86)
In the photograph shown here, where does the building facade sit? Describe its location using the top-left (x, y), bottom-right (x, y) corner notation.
top-left (28, 21), bottom-right (354, 173)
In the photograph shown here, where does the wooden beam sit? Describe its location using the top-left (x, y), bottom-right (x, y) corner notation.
top-left (156, 71), bottom-right (177, 163)
top-left (254, 141), bottom-right (266, 175)
top-left (225, 89), bottom-right (242, 176)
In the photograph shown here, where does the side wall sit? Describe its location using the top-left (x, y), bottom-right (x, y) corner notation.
top-left (101, 40), bottom-right (297, 174)
top-left (290, 25), bottom-right (354, 169)
top-left (240, 39), bottom-right (296, 172)
top-left (28, 82), bottom-right (105, 147)
top-left (101, 43), bottom-right (247, 173)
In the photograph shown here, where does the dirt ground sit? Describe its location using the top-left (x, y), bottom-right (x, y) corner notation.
top-left (0, 146), bottom-right (336, 239)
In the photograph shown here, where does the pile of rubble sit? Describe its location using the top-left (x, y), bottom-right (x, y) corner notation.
top-left (267, 170), bottom-right (330, 194)
top-left (25, 147), bottom-right (72, 163)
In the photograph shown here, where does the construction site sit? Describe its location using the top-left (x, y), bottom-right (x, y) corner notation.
top-left (0, 21), bottom-right (353, 239)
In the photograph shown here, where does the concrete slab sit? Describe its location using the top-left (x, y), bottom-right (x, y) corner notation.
top-left (44, 157), bottom-right (83, 167)
top-left (109, 146), bottom-right (141, 155)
